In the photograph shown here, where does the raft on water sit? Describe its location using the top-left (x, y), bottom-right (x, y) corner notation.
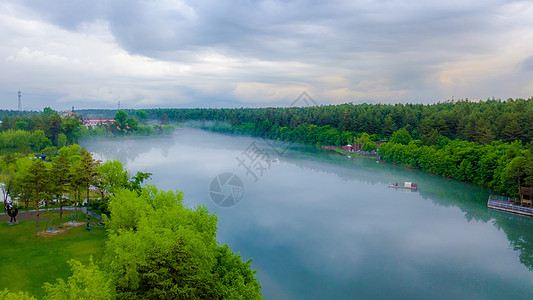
top-left (387, 182), bottom-right (418, 190)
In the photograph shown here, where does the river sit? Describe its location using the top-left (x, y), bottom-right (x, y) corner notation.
top-left (82, 128), bottom-right (533, 299)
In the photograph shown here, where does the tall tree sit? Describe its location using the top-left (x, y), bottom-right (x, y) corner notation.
top-left (50, 151), bottom-right (72, 227)
top-left (21, 158), bottom-right (51, 236)
top-left (134, 110), bottom-right (148, 125)
top-left (75, 150), bottom-right (100, 220)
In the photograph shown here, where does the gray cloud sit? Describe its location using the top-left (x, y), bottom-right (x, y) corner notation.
top-left (523, 55), bottom-right (533, 71)
top-left (1, 0), bottom-right (533, 110)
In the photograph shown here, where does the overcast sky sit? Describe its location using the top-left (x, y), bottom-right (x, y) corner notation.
top-left (1, 0), bottom-right (532, 111)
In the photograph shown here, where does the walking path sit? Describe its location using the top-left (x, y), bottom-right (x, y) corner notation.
top-left (0, 207), bottom-right (102, 221)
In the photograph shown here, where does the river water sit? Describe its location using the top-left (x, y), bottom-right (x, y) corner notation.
top-left (83, 128), bottom-right (533, 299)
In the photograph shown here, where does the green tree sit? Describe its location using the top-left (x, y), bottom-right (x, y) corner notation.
top-left (75, 150), bottom-right (100, 218)
top-left (214, 245), bottom-right (262, 299)
top-left (133, 242), bottom-right (219, 299)
top-left (503, 119), bottom-right (523, 143)
top-left (390, 128), bottom-right (412, 145)
top-left (134, 110), bottom-right (148, 125)
top-left (0, 288), bottom-right (36, 300)
top-left (382, 114), bottom-right (396, 136)
top-left (43, 258), bottom-right (113, 300)
top-left (127, 171), bottom-right (152, 193)
top-left (126, 116), bottom-right (138, 132)
top-left (57, 133), bottom-right (68, 149)
top-left (21, 158), bottom-right (51, 235)
top-left (61, 117), bottom-right (83, 144)
top-left (103, 186), bottom-right (261, 299)
top-left (29, 130), bottom-right (51, 152)
top-left (113, 111), bottom-right (138, 133)
top-left (162, 125), bottom-right (175, 135)
top-left (16, 121), bottom-right (28, 131)
top-left (50, 150), bottom-right (72, 227)
top-left (113, 110), bottom-right (128, 133)
top-left (98, 160), bottom-right (129, 197)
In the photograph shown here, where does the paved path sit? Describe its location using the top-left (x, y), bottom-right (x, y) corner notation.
top-left (0, 207), bottom-right (102, 220)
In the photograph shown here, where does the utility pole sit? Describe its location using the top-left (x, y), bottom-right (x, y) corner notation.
top-left (18, 91), bottom-right (22, 111)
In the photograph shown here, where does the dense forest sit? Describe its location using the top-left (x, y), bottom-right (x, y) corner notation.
top-left (77, 98), bottom-right (533, 197)
top-left (2, 98), bottom-right (533, 197)
top-left (77, 98), bottom-right (533, 145)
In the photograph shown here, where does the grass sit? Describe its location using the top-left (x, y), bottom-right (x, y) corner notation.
top-left (0, 213), bottom-right (107, 299)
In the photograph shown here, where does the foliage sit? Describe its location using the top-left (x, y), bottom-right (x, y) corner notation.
top-left (131, 241), bottom-right (219, 299)
top-left (127, 171), bottom-right (152, 193)
top-left (379, 136), bottom-right (533, 197)
top-left (102, 186), bottom-right (262, 299)
top-left (113, 110), bottom-right (138, 134)
top-left (0, 130), bottom-right (52, 154)
top-left (389, 128), bottom-right (412, 145)
top-left (43, 258), bottom-right (113, 300)
top-left (0, 289), bottom-right (36, 300)
top-left (76, 97), bottom-right (533, 145)
top-left (214, 245), bottom-right (262, 299)
top-left (0, 108), bottom-right (83, 153)
top-left (98, 160), bottom-right (129, 196)
top-left (134, 110), bottom-right (148, 124)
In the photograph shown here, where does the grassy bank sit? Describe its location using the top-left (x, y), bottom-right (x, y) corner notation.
top-left (0, 216), bottom-right (107, 298)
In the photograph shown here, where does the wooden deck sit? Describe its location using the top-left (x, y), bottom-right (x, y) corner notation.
top-left (487, 195), bottom-right (533, 217)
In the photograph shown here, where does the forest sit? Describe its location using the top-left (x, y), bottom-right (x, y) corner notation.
top-left (77, 98), bottom-right (533, 198)
top-left (2, 98), bottom-right (533, 197)
top-left (76, 97), bottom-right (533, 145)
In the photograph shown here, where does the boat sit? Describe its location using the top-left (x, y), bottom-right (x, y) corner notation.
top-left (387, 182), bottom-right (418, 190)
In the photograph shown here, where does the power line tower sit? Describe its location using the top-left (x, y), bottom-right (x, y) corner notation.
top-left (18, 91), bottom-right (22, 111)
top-left (118, 101), bottom-right (120, 111)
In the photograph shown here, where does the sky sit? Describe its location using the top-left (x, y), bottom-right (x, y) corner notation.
top-left (0, 0), bottom-right (532, 111)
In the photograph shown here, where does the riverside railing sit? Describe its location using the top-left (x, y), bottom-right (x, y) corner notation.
top-left (488, 196), bottom-right (533, 216)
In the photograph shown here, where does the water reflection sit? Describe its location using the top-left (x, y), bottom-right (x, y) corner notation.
top-left (82, 128), bottom-right (533, 299)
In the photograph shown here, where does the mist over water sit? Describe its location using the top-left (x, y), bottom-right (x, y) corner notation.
top-left (82, 128), bottom-right (533, 299)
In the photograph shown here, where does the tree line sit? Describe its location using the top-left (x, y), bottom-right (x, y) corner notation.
top-left (1, 107), bottom-right (84, 147)
top-left (200, 120), bottom-right (533, 197)
top-left (0, 109), bottom-right (177, 155)
top-left (379, 132), bottom-right (533, 198)
top-left (77, 97), bottom-right (533, 146)
top-left (99, 98), bottom-right (531, 198)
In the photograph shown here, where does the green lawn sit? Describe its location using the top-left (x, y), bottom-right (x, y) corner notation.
top-left (0, 215), bottom-right (107, 298)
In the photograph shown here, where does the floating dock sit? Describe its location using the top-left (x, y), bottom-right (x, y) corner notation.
top-left (487, 195), bottom-right (533, 217)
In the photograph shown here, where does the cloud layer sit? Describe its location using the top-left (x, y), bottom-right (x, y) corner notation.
top-left (1, 0), bottom-right (532, 110)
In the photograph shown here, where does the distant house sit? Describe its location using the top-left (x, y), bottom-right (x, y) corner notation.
top-left (82, 119), bottom-right (115, 130)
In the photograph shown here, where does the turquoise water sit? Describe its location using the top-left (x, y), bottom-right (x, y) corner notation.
top-left (83, 128), bottom-right (533, 299)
